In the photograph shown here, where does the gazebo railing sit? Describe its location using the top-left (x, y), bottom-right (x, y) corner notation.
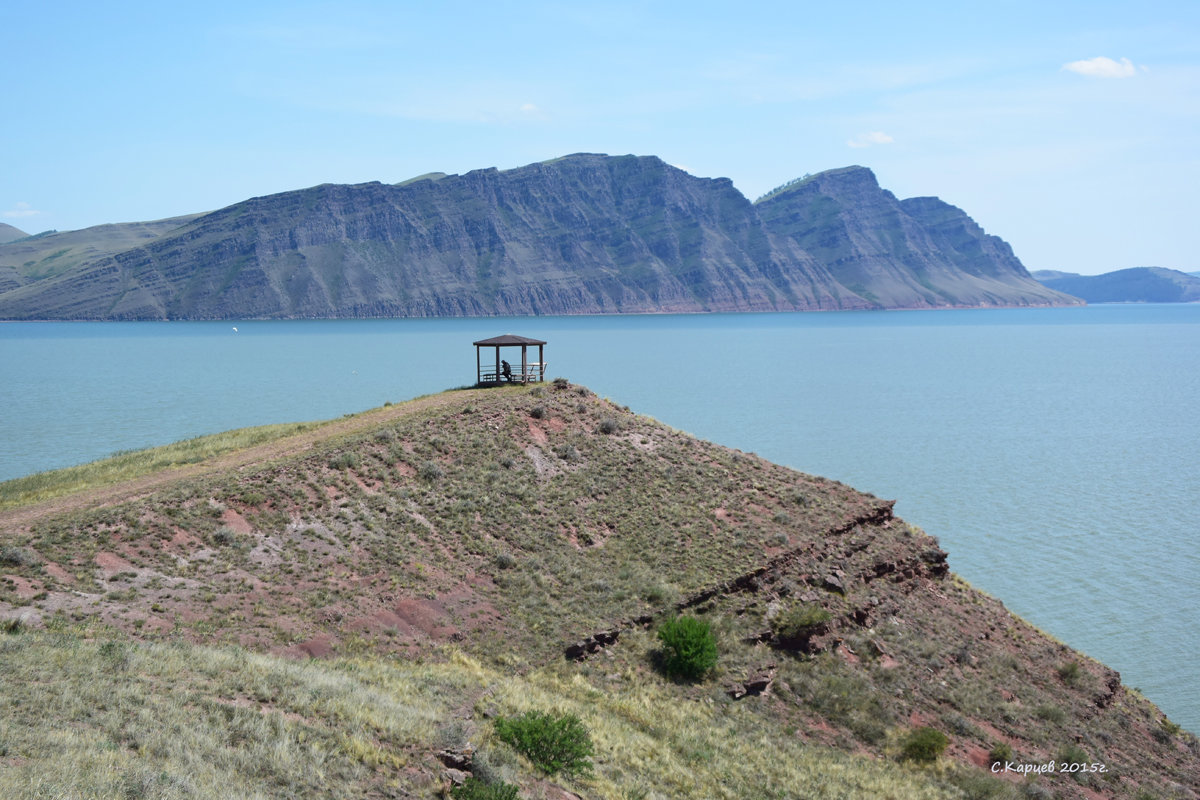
top-left (479, 363), bottom-right (547, 384)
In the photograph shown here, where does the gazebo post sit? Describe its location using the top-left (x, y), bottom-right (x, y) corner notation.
top-left (476, 346), bottom-right (481, 384)
top-left (538, 344), bottom-right (544, 381)
top-left (521, 345), bottom-right (528, 384)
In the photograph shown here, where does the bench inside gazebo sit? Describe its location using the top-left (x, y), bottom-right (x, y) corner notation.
top-left (473, 334), bottom-right (547, 385)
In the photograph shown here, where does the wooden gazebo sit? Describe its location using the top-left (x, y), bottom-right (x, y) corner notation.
top-left (473, 334), bottom-right (547, 385)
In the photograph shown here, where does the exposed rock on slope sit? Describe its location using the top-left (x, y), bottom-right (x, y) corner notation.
top-left (756, 166), bottom-right (1075, 308)
top-left (0, 155), bottom-right (1078, 319)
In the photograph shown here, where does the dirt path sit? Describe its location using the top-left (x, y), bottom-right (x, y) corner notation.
top-left (0, 389), bottom-right (485, 533)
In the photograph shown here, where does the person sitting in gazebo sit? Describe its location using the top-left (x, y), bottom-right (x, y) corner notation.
top-left (501, 360), bottom-right (513, 382)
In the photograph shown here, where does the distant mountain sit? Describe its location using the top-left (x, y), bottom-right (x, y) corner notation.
top-left (0, 154), bottom-right (1079, 320)
top-left (1032, 267), bottom-right (1200, 303)
top-left (0, 223), bottom-right (28, 244)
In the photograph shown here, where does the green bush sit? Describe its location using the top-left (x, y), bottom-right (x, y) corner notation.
top-left (598, 417), bottom-right (619, 435)
top-left (451, 777), bottom-right (519, 800)
top-left (988, 741), bottom-right (1013, 766)
top-left (493, 710), bottom-right (593, 777)
top-left (899, 727), bottom-right (948, 764)
top-left (657, 615), bottom-right (718, 680)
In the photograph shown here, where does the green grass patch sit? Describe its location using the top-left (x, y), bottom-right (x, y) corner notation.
top-left (0, 630), bottom-right (972, 800)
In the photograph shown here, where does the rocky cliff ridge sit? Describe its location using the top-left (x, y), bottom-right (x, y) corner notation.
top-left (0, 154), bottom-right (1080, 319)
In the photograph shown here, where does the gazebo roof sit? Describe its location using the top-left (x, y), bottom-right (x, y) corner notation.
top-left (472, 334), bottom-right (547, 346)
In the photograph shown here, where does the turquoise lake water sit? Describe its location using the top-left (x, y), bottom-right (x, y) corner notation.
top-left (2, 305), bottom-right (1198, 732)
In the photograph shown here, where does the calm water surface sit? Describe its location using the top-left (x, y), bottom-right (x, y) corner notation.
top-left (2, 305), bottom-right (1198, 731)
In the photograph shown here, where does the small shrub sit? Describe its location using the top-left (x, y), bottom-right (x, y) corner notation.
top-left (553, 444), bottom-right (580, 463)
top-left (493, 710), bottom-right (594, 777)
top-left (529, 405), bottom-right (546, 420)
top-left (211, 526), bottom-right (241, 547)
top-left (900, 727), bottom-right (948, 764)
top-left (657, 614), bottom-right (718, 680)
top-left (419, 461), bottom-right (444, 482)
top-left (1057, 660), bottom-right (1081, 686)
top-left (0, 546), bottom-right (40, 568)
top-left (552, 377), bottom-right (569, 389)
top-left (1056, 743), bottom-right (1088, 768)
top-left (989, 741), bottom-right (1014, 766)
top-left (471, 743), bottom-right (519, 785)
top-left (494, 552), bottom-right (517, 570)
top-left (329, 451), bottom-right (360, 470)
top-left (451, 777), bottom-right (519, 800)
top-left (1034, 704), bottom-right (1066, 724)
top-left (597, 417), bottom-right (619, 435)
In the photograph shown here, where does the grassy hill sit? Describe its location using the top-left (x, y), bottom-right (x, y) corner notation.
top-left (1031, 268), bottom-right (1200, 303)
top-left (0, 215), bottom-right (202, 295)
top-left (1, 383), bottom-right (1196, 799)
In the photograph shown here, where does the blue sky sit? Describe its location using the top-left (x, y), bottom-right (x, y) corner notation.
top-left (4, 1), bottom-right (1197, 274)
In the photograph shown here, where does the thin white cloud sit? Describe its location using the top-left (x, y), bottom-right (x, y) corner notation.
top-left (1062, 56), bottom-right (1140, 78)
top-left (2, 201), bottom-right (41, 219)
top-left (847, 131), bottom-right (894, 149)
